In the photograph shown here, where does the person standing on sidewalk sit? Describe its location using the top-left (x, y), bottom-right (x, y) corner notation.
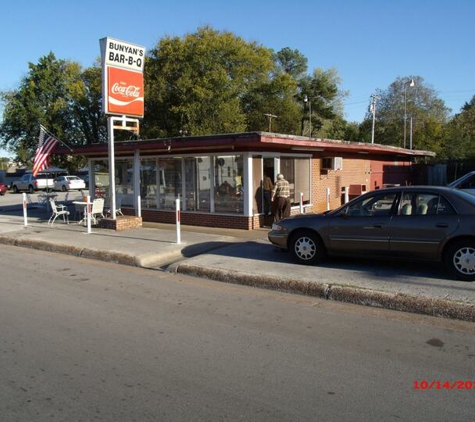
top-left (271, 173), bottom-right (291, 222)
top-left (263, 173), bottom-right (274, 215)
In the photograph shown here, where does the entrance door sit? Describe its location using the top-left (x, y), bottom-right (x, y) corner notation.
top-left (251, 156), bottom-right (275, 215)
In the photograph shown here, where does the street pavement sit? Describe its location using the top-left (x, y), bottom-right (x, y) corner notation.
top-left (0, 191), bottom-right (474, 322)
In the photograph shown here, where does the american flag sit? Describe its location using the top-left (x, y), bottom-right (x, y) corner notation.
top-left (32, 126), bottom-right (59, 176)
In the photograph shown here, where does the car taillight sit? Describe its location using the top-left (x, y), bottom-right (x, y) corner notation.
top-left (34, 180), bottom-right (38, 187)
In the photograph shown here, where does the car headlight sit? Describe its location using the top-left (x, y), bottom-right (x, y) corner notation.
top-left (271, 223), bottom-right (284, 231)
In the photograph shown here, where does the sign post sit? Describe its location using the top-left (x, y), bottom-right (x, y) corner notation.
top-left (100, 37), bottom-right (145, 220)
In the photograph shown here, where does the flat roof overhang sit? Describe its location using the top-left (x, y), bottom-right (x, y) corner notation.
top-left (55, 131), bottom-right (435, 160)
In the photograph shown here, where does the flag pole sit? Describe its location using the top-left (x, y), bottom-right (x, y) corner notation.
top-left (40, 125), bottom-right (73, 152)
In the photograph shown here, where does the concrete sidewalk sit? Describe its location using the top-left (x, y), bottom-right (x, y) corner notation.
top-left (0, 206), bottom-right (474, 322)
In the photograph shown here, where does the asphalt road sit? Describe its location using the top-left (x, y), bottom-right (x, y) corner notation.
top-left (1, 245), bottom-right (475, 421)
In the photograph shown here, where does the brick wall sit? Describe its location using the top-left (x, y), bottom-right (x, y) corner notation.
top-left (129, 209), bottom-right (254, 230)
top-left (309, 157), bottom-right (371, 213)
top-left (98, 215), bottom-right (143, 231)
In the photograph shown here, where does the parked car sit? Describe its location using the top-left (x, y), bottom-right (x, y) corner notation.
top-left (11, 173), bottom-right (55, 193)
top-left (53, 175), bottom-right (86, 191)
top-left (268, 186), bottom-right (475, 281)
top-left (0, 182), bottom-right (7, 195)
top-left (447, 171), bottom-right (475, 195)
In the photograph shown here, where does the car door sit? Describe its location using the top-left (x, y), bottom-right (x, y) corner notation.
top-left (326, 191), bottom-right (398, 256)
top-left (388, 191), bottom-right (459, 259)
top-left (19, 174), bottom-right (29, 190)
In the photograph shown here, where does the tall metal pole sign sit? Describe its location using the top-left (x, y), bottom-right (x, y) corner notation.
top-left (100, 37), bottom-right (146, 219)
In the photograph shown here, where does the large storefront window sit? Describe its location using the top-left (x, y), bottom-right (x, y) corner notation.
top-left (140, 155), bottom-right (243, 214)
top-left (89, 159), bottom-right (134, 208)
top-left (160, 158), bottom-right (182, 210)
top-left (184, 157), bottom-right (211, 212)
top-left (214, 155), bottom-right (243, 213)
top-left (140, 159), bottom-right (158, 208)
top-left (280, 157), bottom-right (311, 205)
top-left (140, 158), bottom-right (182, 210)
top-left (115, 160), bottom-right (134, 207)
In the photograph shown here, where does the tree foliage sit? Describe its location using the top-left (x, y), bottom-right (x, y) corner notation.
top-left (441, 95), bottom-right (475, 159)
top-left (0, 53), bottom-right (104, 170)
top-left (274, 47), bottom-right (308, 78)
top-left (143, 26), bottom-right (275, 137)
top-left (0, 26), bottom-right (357, 165)
top-left (142, 27), bottom-right (345, 138)
top-left (361, 76), bottom-right (450, 152)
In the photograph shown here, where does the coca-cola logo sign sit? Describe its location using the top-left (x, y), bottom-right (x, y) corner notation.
top-left (107, 67), bottom-right (144, 117)
top-left (111, 83), bottom-right (141, 98)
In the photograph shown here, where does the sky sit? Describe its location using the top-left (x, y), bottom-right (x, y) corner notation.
top-left (1, 0), bottom-right (474, 157)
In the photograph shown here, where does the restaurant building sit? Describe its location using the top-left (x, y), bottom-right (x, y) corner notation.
top-left (62, 132), bottom-right (435, 230)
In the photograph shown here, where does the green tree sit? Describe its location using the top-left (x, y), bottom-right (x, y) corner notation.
top-left (274, 47), bottom-right (308, 78)
top-left (143, 26), bottom-right (275, 137)
top-left (71, 65), bottom-right (107, 146)
top-left (362, 76), bottom-right (449, 150)
top-left (0, 53), bottom-right (102, 170)
top-left (0, 157), bottom-right (9, 171)
top-left (298, 68), bottom-right (343, 137)
top-left (441, 95), bottom-right (475, 159)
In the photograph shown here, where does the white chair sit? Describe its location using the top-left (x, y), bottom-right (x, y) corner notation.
top-left (105, 195), bottom-right (124, 217)
top-left (48, 199), bottom-right (70, 225)
top-left (91, 198), bottom-right (105, 224)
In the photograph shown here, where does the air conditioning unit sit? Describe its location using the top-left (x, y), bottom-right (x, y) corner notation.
top-left (321, 157), bottom-right (343, 171)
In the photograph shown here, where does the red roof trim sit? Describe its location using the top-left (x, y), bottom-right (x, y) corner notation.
top-left (56, 132), bottom-right (435, 158)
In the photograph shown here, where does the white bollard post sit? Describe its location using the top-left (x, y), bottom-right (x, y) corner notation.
top-left (22, 193), bottom-right (28, 226)
top-left (86, 195), bottom-right (92, 234)
top-left (137, 195), bottom-right (141, 217)
top-left (300, 192), bottom-right (304, 214)
top-left (326, 188), bottom-right (331, 211)
top-left (344, 186), bottom-right (349, 203)
top-left (176, 197), bottom-right (181, 244)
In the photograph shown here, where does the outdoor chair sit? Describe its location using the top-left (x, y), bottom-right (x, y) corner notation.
top-left (91, 198), bottom-right (105, 224)
top-left (48, 199), bottom-right (70, 225)
top-left (104, 195), bottom-right (124, 217)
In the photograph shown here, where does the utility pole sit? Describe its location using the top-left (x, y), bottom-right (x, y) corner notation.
top-left (403, 79), bottom-right (415, 148)
top-left (303, 95), bottom-right (312, 137)
top-left (370, 94), bottom-right (379, 144)
top-left (263, 113), bottom-right (277, 132)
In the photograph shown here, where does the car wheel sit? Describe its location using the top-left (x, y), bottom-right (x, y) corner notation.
top-left (12, 185), bottom-right (18, 193)
top-left (445, 240), bottom-right (475, 282)
top-left (28, 185), bottom-right (34, 194)
top-left (290, 231), bottom-right (326, 265)
top-left (61, 185), bottom-right (67, 192)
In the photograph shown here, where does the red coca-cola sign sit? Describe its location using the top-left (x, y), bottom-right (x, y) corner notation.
top-left (106, 66), bottom-right (144, 117)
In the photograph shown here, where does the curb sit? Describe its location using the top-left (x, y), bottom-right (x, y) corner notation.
top-left (0, 235), bottom-right (137, 267)
top-left (171, 264), bottom-right (475, 323)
